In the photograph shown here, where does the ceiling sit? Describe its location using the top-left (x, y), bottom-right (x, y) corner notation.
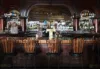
top-left (1, 0), bottom-right (98, 9)
top-left (0, 0), bottom-right (99, 14)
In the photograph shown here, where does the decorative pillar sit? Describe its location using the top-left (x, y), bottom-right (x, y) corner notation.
top-left (73, 17), bottom-right (80, 31)
top-left (20, 17), bottom-right (26, 32)
top-left (93, 18), bottom-right (98, 33)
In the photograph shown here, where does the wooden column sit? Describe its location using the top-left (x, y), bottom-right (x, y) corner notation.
top-left (20, 17), bottom-right (26, 32)
top-left (93, 18), bottom-right (98, 33)
top-left (73, 17), bottom-right (80, 31)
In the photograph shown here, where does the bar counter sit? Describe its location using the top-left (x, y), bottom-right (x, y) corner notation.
top-left (0, 33), bottom-right (99, 54)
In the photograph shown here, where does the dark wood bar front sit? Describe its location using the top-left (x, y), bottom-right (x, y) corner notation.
top-left (0, 33), bottom-right (99, 54)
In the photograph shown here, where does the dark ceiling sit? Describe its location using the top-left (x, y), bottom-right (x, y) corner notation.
top-left (1, 0), bottom-right (20, 11)
top-left (0, 0), bottom-right (99, 13)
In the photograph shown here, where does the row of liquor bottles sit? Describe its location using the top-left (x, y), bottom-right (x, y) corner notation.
top-left (26, 18), bottom-right (98, 33)
top-left (0, 10), bottom-right (98, 34)
top-left (27, 10), bottom-right (98, 33)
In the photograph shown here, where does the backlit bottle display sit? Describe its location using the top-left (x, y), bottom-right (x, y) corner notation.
top-left (79, 10), bottom-right (95, 33)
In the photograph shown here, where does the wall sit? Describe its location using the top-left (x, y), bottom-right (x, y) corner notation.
top-left (0, 0), bottom-right (99, 16)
